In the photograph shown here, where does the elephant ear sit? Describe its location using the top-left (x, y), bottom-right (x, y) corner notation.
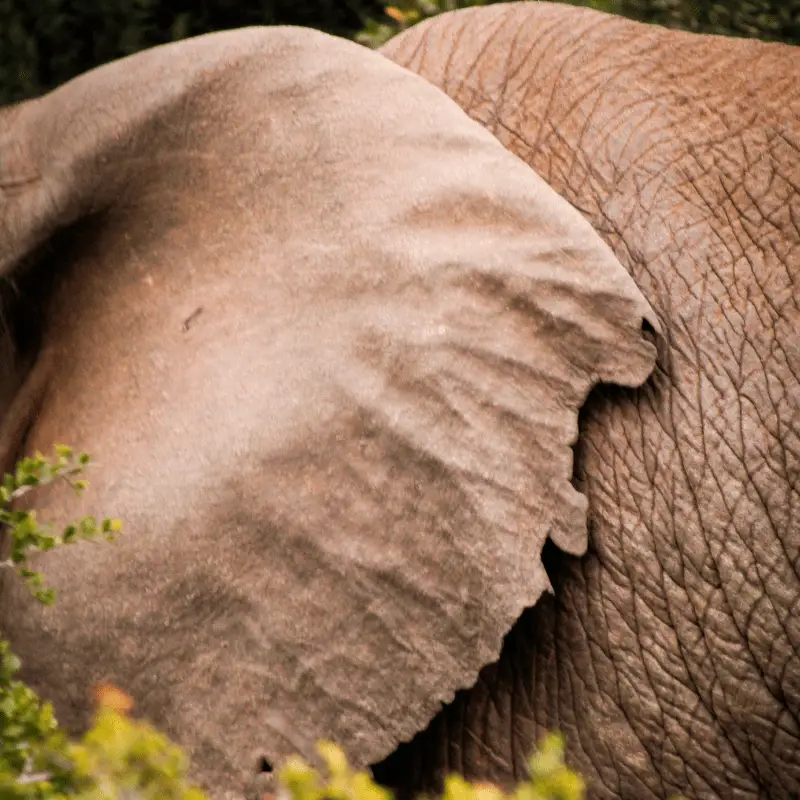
top-left (0, 26), bottom-right (659, 796)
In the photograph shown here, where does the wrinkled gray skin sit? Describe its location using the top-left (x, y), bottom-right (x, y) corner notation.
top-left (0, 4), bottom-right (796, 800)
top-left (378, 4), bottom-right (800, 799)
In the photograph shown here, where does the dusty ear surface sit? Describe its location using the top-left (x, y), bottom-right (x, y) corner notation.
top-left (0, 25), bottom-right (659, 795)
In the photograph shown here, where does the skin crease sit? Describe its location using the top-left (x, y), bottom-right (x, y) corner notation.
top-left (378, 4), bottom-right (800, 799)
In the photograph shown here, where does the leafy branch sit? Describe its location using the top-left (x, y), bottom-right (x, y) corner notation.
top-left (0, 444), bottom-right (122, 604)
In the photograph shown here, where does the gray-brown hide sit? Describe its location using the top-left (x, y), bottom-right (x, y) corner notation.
top-left (379, 3), bottom-right (800, 799)
top-left (0, 24), bottom-right (658, 800)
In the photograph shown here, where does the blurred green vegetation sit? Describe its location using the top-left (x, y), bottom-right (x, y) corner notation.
top-left (0, 0), bottom-right (384, 104)
top-left (593, 0), bottom-right (800, 39)
top-left (1, 0), bottom-right (798, 104)
top-left (356, 0), bottom-right (800, 48)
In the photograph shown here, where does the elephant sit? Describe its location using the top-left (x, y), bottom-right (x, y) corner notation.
top-left (0, 4), bottom-right (795, 800)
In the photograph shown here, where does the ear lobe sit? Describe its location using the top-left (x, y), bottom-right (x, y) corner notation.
top-left (0, 25), bottom-right (658, 794)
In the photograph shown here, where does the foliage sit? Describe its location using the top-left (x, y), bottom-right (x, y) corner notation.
top-left (1, 653), bottom-right (208, 799)
top-left (282, 736), bottom-right (585, 800)
top-left (65, 703), bottom-right (208, 800)
top-left (599, 0), bottom-right (800, 40)
top-left (1, 0), bottom-right (798, 103)
top-left (0, 640), bottom-right (76, 798)
top-left (356, 0), bottom-right (800, 47)
top-left (355, 0), bottom-right (486, 48)
top-left (0, 0), bottom-right (385, 104)
top-left (0, 445), bottom-right (122, 604)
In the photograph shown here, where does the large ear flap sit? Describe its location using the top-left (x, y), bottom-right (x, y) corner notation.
top-left (0, 26), bottom-right (658, 797)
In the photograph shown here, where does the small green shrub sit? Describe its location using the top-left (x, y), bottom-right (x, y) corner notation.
top-left (0, 640), bottom-right (75, 798)
top-left (282, 737), bottom-right (584, 800)
top-left (1, 445), bottom-right (122, 605)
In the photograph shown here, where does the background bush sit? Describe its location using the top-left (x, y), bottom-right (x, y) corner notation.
top-left (1, 0), bottom-right (798, 104)
top-left (593, 0), bottom-right (800, 40)
top-left (0, 0), bottom-right (384, 103)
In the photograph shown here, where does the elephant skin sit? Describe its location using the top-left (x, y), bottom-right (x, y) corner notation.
top-left (378, 3), bottom-right (800, 799)
top-left (0, 22), bottom-right (658, 800)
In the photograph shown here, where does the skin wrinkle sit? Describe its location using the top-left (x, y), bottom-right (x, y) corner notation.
top-left (603, 449), bottom-right (672, 791)
top-left (664, 69), bottom-right (788, 776)
top-left (583, 551), bottom-right (660, 797)
top-left (378, 4), bottom-right (799, 799)
top-left (670, 330), bottom-right (769, 781)
top-left (566, 636), bottom-right (620, 797)
top-left (668, 134), bottom-right (780, 792)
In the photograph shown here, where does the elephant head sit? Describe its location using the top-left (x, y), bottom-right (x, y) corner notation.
top-left (378, 3), bottom-right (800, 799)
top-left (0, 20), bottom-right (658, 800)
top-left (1, 3), bottom-right (798, 799)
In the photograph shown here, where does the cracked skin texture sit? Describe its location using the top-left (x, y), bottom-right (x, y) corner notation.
top-left (379, 3), bottom-right (800, 799)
